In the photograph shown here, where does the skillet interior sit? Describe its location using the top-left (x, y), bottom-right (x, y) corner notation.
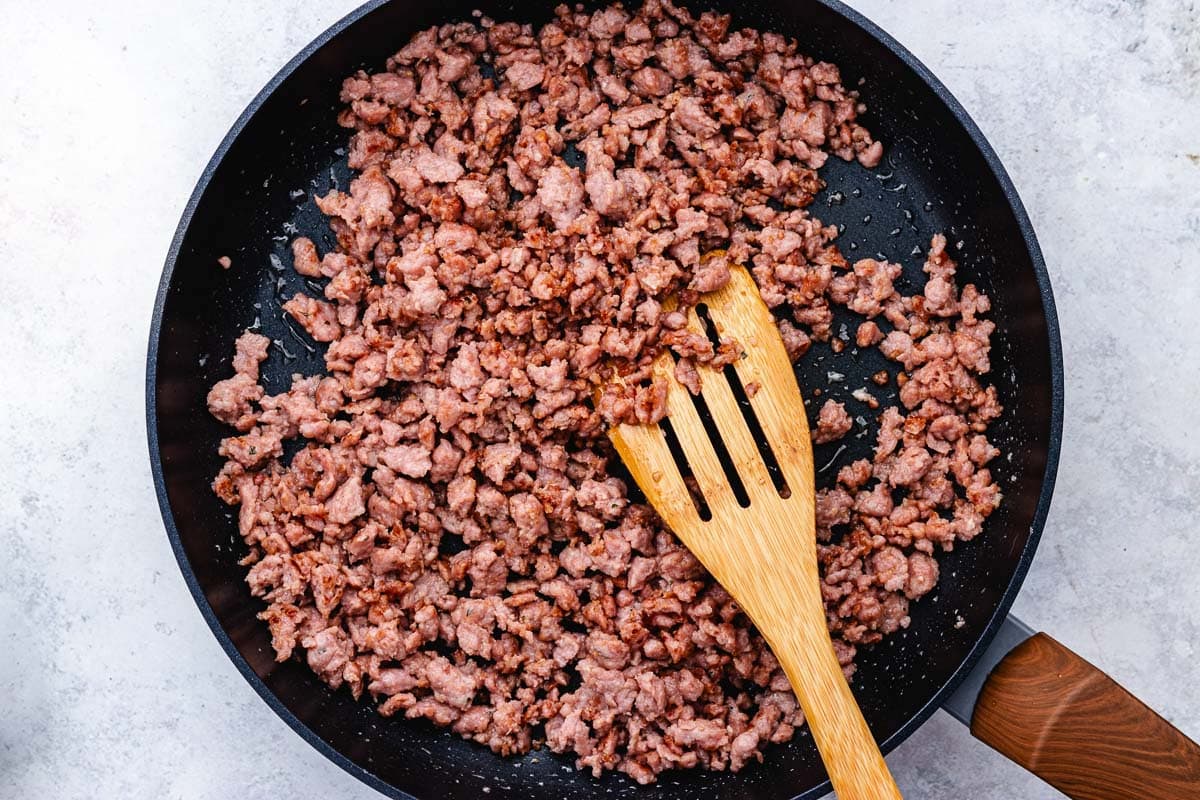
top-left (148, 1), bottom-right (1061, 797)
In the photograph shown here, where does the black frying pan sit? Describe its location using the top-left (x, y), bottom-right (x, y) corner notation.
top-left (145, 1), bottom-right (1200, 798)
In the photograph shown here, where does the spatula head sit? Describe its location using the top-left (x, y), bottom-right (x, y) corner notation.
top-left (607, 268), bottom-right (904, 800)
top-left (607, 265), bottom-right (816, 539)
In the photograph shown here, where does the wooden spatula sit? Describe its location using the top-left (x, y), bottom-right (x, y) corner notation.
top-left (607, 265), bottom-right (903, 799)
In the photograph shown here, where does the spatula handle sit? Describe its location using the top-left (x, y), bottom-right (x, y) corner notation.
top-left (971, 632), bottom-right (1200, 800)
top-left (766, 600), bottom-right (904, 800)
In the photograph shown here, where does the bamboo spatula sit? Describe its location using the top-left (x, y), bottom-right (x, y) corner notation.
top-left (606, 265), bottom-right (903, 800)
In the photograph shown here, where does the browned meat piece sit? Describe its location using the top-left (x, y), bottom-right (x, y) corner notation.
top-left (856, 321), bottom-right (883, 347)
top-left (536, 164), bottom-right (585, 229)
top-left (836, 459), bottom-right (872, 491)
top-left (815, 487), bottom-right (853, 538)
top-left (777, 318), bottom-right (811, 360)
top-left (690, 255), bottom-right (731, 293)
top-left (206, 3), bottom-right (1001, 785)
top-left (813, 399), bottom-right (853, 444)
top-left (887, 446), bottom-right (933, 487)
top-left (283, 294), bottom-right (341, 342)
top-left (871, 546), bottom-right (908, 592)
top-left (506, 61), bottom-right (545, 92)
top-left (208, 372), bottom-right (263, 431)
top-left (291, 237), bottom-right (323, 277)
top-left (906, 552), bottom-right (940, 599)
top-left (674, 358), bottom-right (701, 395)
top-left (630, 65), bottom-right (672, 96)
top-left (326, 475), bottom-right (366, 524)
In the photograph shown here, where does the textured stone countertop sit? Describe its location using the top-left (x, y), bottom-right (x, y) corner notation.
top-left (2, 1), bottom-right (1197, 798)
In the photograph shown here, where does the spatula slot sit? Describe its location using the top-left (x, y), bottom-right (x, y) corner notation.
top-left (723, 362), bottom-right (793, 500)
top-left (695, 303), bottom-right (793, 500)
top-left (683, 382), bottom-right (753, 509)
top-left (658, 415), bottom-right (713, 521)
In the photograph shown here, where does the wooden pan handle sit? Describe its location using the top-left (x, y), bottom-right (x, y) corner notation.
top-left (971, 632), bottom-right (1200, 799)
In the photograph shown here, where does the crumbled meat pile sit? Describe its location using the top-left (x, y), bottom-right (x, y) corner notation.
top-left (206, 0), bottom-right (1001, 783)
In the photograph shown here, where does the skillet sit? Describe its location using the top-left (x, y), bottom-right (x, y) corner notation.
top-left (146, 0), bottom-right (1200, 797)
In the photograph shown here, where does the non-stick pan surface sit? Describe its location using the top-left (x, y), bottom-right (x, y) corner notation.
top-left (147, 1), bottom-right (1063, 797)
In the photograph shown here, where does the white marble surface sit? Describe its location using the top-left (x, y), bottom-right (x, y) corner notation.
top-left (2, 1), bottom-right (1198, 797)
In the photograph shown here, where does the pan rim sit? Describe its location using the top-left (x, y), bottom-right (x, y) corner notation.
top-left (145, 1), bottom-right (1065, 798)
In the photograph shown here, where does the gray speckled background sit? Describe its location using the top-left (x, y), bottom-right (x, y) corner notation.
top-left (2, 1), bottom-right (1197, 798)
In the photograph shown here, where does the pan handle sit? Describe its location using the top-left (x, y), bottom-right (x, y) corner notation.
top-left (950, 615), bottom-right (1200, 799)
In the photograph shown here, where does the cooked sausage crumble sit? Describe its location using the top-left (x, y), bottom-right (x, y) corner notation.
top-left (208, 0), bottom-right (1001, 782)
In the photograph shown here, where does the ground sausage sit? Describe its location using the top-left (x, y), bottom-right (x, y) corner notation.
top-left (207, 1), bottom-right (1000, 784)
